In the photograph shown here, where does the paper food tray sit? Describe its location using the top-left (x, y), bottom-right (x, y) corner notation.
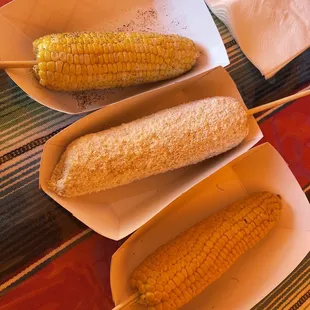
top-left (39, 66), bottom-right (262, 241)
top-left (0, 0), bottom-right (229, 114)
top-left (110, 143), bottom-right (310, 309)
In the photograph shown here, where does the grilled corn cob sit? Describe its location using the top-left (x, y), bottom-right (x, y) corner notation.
top-left (130, 191), bottom-right (283, 310)
top-left (32, 31), bottom-right (199, 91)
top-left (48, 96), bottom-right (249, 197)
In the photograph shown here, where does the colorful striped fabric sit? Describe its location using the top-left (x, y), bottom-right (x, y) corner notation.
top-left (0, 7), bottom-right (309, 310)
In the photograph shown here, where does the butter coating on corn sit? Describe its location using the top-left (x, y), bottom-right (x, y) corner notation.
top-left (130, 192), bottom-right (283, 309)
top-left (32, 31), bottom-right (199, 91)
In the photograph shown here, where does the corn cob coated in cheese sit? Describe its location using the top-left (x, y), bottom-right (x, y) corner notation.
top-left (130, 191), bottom-right (283, 309)
top-left (48, 96), bottom-right (249, 197)
top-left (32, 31), bottom-right (199, 91)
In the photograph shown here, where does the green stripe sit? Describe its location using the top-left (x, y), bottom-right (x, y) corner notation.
top-left (0, 88), bottom-right (23, 105)
top-left (275, 274), bottom-right (310, 310)
top-left (0, 85), bottom-right (18, 96)
top-left (0, 114), bottom-right (75, 152)
top-left (290, 290), bottom-right (310, 310)
top-left (0, 101), bottom-right (47, 130)
top-left (0, 182), bottom-right (43, 219)
top-left (0, 106), bottom-right (55, 138)
top-left (0, 112), bottom-right (68, 150)
top-left (254, 254), bottom-right (310, 309)
top-left (0, 98), bottom-right (36, 122)
top-left (0, 93), bottom-right (29, 113)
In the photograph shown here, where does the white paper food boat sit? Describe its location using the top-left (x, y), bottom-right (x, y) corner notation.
top-left (110, 143), bottom-right (310, 310)
top-left (0, 0), bottom-right (229, 114)
top-left (39, 67), bottom-right (262, 240)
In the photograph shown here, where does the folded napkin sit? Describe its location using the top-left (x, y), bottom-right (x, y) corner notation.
top-left (205, 0), bottom-right (310, 78)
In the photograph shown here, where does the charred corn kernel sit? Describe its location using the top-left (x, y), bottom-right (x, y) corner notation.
top-left (59, 52), bottom-right (66, 62)
top-left (32, 31), bottom-right (199, 91)
top-left (51, 51), bottom-right (58, 61)
top-left (130, 192), bottom-right (282, 309)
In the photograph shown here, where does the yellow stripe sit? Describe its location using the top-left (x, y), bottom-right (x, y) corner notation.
top-left (281, 286), bottom-right (310, 310)
top-left (304, 298), bottom-right (310, 309)
top-left (266, 265), bottom-right (310, 309)
top-left (262, 263), bottom-right (310, 309)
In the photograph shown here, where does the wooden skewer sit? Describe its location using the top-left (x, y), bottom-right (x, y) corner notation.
top-left (112, 292), bottom-right (140, 310)
top-left (0, 60), bottom-right (38, 69)
top-left (248, 89), bottom-right (310, 115)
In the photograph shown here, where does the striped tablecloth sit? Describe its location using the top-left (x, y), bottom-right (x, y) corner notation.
top-left (0, 4), bottom-right (310, 310)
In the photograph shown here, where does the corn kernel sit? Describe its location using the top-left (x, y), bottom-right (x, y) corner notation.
top-left (77, 43), bottom-right (84, 54)
top-left (70, 64), bottom-right (75, 74)
top-left (38, 62), bottom-right (47, 71)
top-left (32, 31), bottom-right (198, 91)
top-left (46, 62), bottom-right (55, 72)
top-left (51, 51), bottom-right (58, 61)
top-left (90, 54), bottom-right (97, 64)
top-left (55, 61), bottom-right (63, 73)
top-left (162, 302), bottom-right (171, 310)
top-left (112, 63), bottom-right (118, 73)
top-left (67, 54), bottom-right (73, 64)
top-left (56, 44), bottom-right (63, 53)
top-left (76, 75), bottom-right (82, 84)
top-left (63, 74), bottom-right (70, 83)
top-left (44, 51), bottom-right (51, 61)
top-left (74, 54), bottom-right (79, 64)
top-left (62, 63), bottom-right (70, 74)
top-left (65, 46), bottom-right (71, 53)
top-left (46, 71), bottom-right (54, 82)
top-left (38, 50), bottom-right (45, 61)
top-left (155, 304), bottom-right (163, 310)
top-left (84, 54), bottom-right (90, 65)
top-left (40, 79), bottom-right (47, 86)
top-left (39, 70), bottom-right (47, 80)
top-left (93, 65), bottom-right (99, 75)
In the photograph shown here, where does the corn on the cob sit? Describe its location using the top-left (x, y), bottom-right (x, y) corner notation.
top-left (130, 191), bottom-right (283, 310)
top-left (48, 96), bottom-right (249, 197)
top-left (32, 31), bottom-right (199, 91)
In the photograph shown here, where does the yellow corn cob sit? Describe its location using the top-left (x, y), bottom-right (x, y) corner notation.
top-left (32, 31), bottom-right (199, 91)
top-left (130, 191), bottom-right (282, 310)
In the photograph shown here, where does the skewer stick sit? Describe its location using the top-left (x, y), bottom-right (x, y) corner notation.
top-left (0, 60), bottom-right (38, 69)
top-left (248, 89), bottom-right (310, 115)
top-left (112, 292), bottom-right (140, 310)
